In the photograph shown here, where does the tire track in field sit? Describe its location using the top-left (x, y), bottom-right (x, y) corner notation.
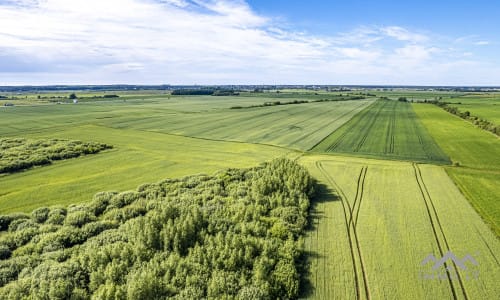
top-left (412, 164), bottom-right (463, 300)
top-left (316, 161), bottom-right (371, 300)
top-left (353, 100), bottom-right (389, 153)
top-left (384, 102), bottom-right (396, 154)
top-left (406, 104), bottom-right (434, 161)
top-left (326, 100), bottom-right (384, 152)
top-left (415, 164), bottom-right (470, 300)
top-left (293, 101), bottom-right (370, 148)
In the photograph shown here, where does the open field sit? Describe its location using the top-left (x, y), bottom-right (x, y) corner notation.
top-left (0, 94), bottom-right (371, 213)
top-left (0, 96), bottom-right (373, 151)
top-left (0, 125), bottom-right (291, 213)
top-left (300, 155), bottom-right (500, 300)
top-left (313, 100), bottom-right (450, 164)
top-left (1, 89), bottom-right (499, 299)
top-left (414, 103), bottom-right (500, 236)
top-left (451, 94), bottom-right (500, 124)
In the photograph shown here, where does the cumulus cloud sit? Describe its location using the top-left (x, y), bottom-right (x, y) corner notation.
top-left (0, 0), bottom-right (496, 85)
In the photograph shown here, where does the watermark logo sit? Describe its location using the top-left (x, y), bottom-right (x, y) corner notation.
top-left (420, 251), bottom-right (479, 280)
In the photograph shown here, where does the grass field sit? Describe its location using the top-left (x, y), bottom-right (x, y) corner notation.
top-left (0, 97), bottom-right (373, 151)
top-left (413, 103), bottom-right (500, 236)
top-left (0, 125), bottom-right (291, 213)
top-left (0, 94), bottom-right (371, 213)
top-left (300, 155), bottom-right (500, 300)
top-left (1, 90), bottom-right (499, 299)
top-left (451, 94), bottom-right (500, 124)
top-left (313, 100), bottom-right (450, 164)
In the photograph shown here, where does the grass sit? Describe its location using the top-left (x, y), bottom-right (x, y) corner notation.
top-left (413, 103), bottom-right (500, 236)
top-left (452, 94), bottom-right (500, 124)
top-left (0, 97), bottom-right (373, 151)
top-left (0, 125), bottom-right (291, 213)
top-left (312, 100), bottom-right (450, 164)
top-left (300, 155), bottom-right (500, 300)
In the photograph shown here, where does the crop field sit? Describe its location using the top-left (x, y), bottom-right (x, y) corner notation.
top-left (414, 103), bottom-right (500, 236)
top-left (451, 94), bottom-right (500, 124)
top-left (106, 100), bottom-right (373, 150)
top-left (300, 155), bottom-right (500, 300)
top-left (313, 99), bottom-right (450, 164)
top-left (0, 96), bottom-right (373, 151)
top-left (0, 126), bottom-right (291, 213)
top-left (1, 89), bottom-right (499, 299)
top-left (0, 94), bottom-right (373, 212)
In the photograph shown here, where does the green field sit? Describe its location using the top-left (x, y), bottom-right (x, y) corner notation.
top-left (451, 94), bottom-right (500, 124)
top-left (300, 155), bottom-right (500, 300)
top-left (313, 99), bottom-right (450, 164)
top-left (414, 103), bottom-right (500, 236)
top-left (1, 89), bottom-right (499, 299)
top-left (0, 126), bottom-right (291, 213)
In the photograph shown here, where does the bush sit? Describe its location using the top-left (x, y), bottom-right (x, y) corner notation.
top-left (32, 207), bottom-right (50, 223)
top-left (65, 211), bottom-right (96, 227)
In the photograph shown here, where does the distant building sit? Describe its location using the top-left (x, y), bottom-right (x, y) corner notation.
top-left (73, 99), bottom-right (78, 104)
top-left (3, 103), bottom-right (14, 107)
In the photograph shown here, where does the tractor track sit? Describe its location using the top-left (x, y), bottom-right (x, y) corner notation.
top-left (413, 164), bottom-right (470, 300)
top-left (316, 161), bottom-right (371, 300)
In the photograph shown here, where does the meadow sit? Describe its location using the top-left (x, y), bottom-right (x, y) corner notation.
top-left (0, 89), bottom-right (498, 299)
top-left (413, 103), bottom-right (500, 236)
top-left (313, 99), bottom-right (450, 164)
top-left (450, 94), bottom-right (500, 124)
top-left (300, 155), bottom-right (500, 300)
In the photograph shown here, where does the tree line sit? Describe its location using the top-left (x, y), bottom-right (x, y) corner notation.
top-left (0, 158), bottom-right (315, 299)
top-left (230, 96), bottom-right (366, 109)
top-left (428, 101), bottom-right (499, 136)
top-left (0, 138), bottom-right (112, 174)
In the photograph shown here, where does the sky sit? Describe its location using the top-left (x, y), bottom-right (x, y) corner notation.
top-left (0, 0), bottom-right (499, 85)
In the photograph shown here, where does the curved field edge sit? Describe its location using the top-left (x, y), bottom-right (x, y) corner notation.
top-left (311, 100), bottom-right (450, 164)
top-left (413, 104), bottom-right (500, 237)
top-left (0, 158), bottom-right (314, 299)
top-left (0, 126), bottom-right (294, 214)
top-left (299, 155), bottom-right (500, 300)
top-left (0, 138), bottom-right (112, 175)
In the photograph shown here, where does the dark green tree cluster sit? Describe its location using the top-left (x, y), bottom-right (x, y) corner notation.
top-left (0, 158), bottom-right (315, 299)
top-left (0, 138), bottom-right (113, 174)
top-left (171, 89), bottom-right (215, 95)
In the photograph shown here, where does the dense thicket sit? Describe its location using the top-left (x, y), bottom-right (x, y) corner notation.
top-left (0, 138), bottom-right (112, 174)
top-left (0, 158), bottom-right (315, 299)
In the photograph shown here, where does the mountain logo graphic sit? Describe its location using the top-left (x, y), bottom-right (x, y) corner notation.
top-left (421, 251), bottom-right (478, 270)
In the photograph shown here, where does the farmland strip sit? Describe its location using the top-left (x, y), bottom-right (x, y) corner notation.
top-left (353, 101), bottom-right (388, 152)
top-left (412, 164), bottom-right (459, 300)
top-left (317, 161), bottom-right (371, 300)
top-left (316, 161), bottom-right (361, 299)
top-left (415, 164), bottom-right (469, 300)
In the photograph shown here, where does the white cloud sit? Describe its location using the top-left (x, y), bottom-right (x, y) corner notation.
top-left (475, 41), bottom-right (490, 46)
top-left (0, 0), bottom-right (496, 85)
top-left (380, 26), bottom-right (428, 43)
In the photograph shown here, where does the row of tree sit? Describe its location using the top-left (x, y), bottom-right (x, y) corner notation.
top-left (0, 158), bottom-right (315, 299)
top-left (430, 101), bottom-right (499, 136)
top-left (0, 138), bottom-right (112, 174)
top-left (230, 96), bottom-right (366, 109)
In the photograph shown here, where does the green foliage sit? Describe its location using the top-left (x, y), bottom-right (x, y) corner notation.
top-left (0, 138), bottom-right (112, 174)
top-left (0, 159), bottom-right (314, 299)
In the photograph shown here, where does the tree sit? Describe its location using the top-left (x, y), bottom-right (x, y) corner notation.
top-left (69, 93), bottom-right (77, 100)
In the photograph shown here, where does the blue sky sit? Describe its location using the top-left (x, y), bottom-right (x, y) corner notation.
top-left (0, 0), bottom-right (498, 85)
